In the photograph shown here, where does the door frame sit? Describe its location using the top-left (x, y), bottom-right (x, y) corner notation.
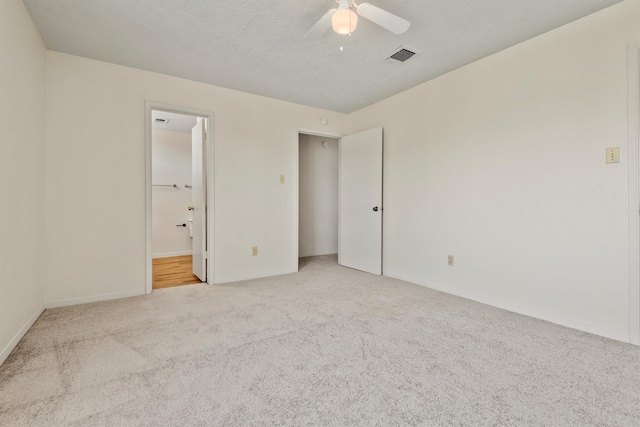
top-left (145, 101), bottom-right (215, 294)
top-left (628, 42), bottom-right (640, 345)
top-left (294, 128), bottom-right (343, 272)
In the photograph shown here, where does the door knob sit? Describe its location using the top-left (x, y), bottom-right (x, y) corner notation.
top-left (188, 206), bottom-right (194, 211)
top-left (373, 206), bottom-right (379, 212)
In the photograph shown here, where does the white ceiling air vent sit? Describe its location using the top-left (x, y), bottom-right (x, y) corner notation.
top-left (382, 46), bottom-right (421, 65)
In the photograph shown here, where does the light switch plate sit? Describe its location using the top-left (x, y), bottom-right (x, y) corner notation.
top-left (606, 147), bottom-right (619, 164)
top-left (280, 175), bottom-right (285, 184)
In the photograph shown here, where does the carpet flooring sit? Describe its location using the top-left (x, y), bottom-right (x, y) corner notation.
top-left (1, 255), bottom-right (638, 426)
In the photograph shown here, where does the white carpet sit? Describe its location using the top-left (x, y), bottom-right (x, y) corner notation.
top-left (1, 255), bottom-right (638, 426)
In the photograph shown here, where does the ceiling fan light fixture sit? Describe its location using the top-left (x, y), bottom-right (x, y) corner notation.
top-left (332, 7), bottom-right (358, 34)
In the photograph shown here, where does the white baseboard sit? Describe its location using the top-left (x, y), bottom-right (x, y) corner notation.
top-left (0, 305), bottom-right (45, 366)
top-left (152, 251), bottom-right (192, 259)
top-left (384, 271), bottom-right (629, 343)
top-left (214, 269), bottom-right (296, 285)
top-left (45, 289), bottom-right (145, 309)
top-left (299, 251), bottom-right (339, 258)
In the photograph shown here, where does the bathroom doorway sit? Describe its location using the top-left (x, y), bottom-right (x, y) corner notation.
top-left (145, 103), bottom-right (214, 293)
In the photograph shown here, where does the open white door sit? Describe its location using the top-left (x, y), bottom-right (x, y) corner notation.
top-left (192, 118), bottom-right (206, 281)
top-left (339, 127), bottom-right (383, 275)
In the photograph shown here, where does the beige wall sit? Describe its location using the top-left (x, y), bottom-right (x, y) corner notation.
top-left (348, 0), bottom-right (640, 341)
top-left (44, 51), bottom-right (346, 303)
top-left (0, 0), bottom-right (47, 362)
top-left (299, 134), bottom-right (339, 257)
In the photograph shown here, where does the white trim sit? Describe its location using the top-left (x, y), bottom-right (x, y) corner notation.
top-left (294, 128), bottom-right (344, 273)
top-left (145, 101), bottom-right (215, 294)
top-left (44, 290), bottom-right (145, 309)
top-left (384, 271), bottom-right (629, 343)
top-left (152, 251), bottom-right (193, 259)
top-left (205, 115), bottom-right (216, 288)
top-left (629, 42), bottom-right (640, 345)
top-left (214, 269), bottom-right (296, 285)
top-left (0, 305), bottom-right (45, 366)
top-left (296, 128), bottom-right (343, 139)
top-left (145, 104), bottom-right (153, 294)
top-left (338, 135), bottom-right (342, 267)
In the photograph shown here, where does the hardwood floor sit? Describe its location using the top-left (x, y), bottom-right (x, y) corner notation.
top-left (153, 255), bottom-right (202, 289)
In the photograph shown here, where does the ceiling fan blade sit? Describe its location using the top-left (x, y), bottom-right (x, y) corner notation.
top-left (356, 3), bottom-right (410, 35)
top-left (304, 8), bottom-right (337, 39)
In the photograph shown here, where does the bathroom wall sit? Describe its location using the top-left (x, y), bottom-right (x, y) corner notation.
top-left (152, 128), bottom-right (193, 258)
top-left (299, 134), bottom-right (339, 257)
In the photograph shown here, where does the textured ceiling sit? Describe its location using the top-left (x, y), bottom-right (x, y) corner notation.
top-left (23, 0), bottom-right (621, 113)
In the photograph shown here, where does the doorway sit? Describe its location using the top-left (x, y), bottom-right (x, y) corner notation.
top-left (295, 127), bottom-right (384, 275)
top-left (298, 133), bottom-right (340, 268)
top-left (145, 102), bottom-right (214, 294)
top-left (151, 110), bottom-right (201, 289)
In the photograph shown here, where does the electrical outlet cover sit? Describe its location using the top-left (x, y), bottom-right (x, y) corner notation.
top-left (606, 147), bottom-right (619, 164)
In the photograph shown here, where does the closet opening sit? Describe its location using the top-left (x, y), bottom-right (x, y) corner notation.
top-left (298, 132), bottom-right (340, 270)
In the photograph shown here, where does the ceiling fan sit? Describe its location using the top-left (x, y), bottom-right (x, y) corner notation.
top-left (305, 0), bottom-right (411, 39)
